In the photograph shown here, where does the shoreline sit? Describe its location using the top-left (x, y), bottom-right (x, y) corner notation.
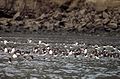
top-left (0, 31), bottom-right (120, 46)
top-left (0, 0), bottom-right (119, 34)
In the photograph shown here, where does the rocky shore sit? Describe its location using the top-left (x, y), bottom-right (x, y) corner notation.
top-left (0, 0), bottom-right (120, 33)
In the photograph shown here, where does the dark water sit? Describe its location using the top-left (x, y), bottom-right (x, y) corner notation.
top-left (0, 33), bottom-right (120, 79)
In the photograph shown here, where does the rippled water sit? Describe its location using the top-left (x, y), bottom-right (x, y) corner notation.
top-left (0, 33), bottom-right (120, 79)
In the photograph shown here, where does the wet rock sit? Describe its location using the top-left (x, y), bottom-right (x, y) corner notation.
top-left (96, 75), bottom-right (120, 79)
top-left (0, 25), bottom-right (5, 31)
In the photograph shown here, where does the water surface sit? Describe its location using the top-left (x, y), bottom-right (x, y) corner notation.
top-left (0, 33), bottom-right (120, 79)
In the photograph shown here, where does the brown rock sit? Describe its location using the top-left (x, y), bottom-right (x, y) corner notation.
top-left (24, 20), bottom-right (39, 31)
top-left (94, 19), bottom-right (103, 28)
top-left (102, 18), bottom-right (110, 24)
top-left (0, 18), bottom-right (10, 26)
top-left (68, 0), bottom-right (79, 11)
top-left (44, 22), bottom-right (54, 30)
top-left (36, 14), bottom-right (47, 20)
top-left (80, 22), bottom-right (87, 27)
top-left (17, 21), bottom-right (25, 26)
top-left (108, 22), bottom-right (118, 29)
top-left (64, 23), bottom-right (74, 30)
top-left (79, 9), bottom-right (86, 15)
top-left (77, 24), bottom-right (83, 32)
top-left (30, 21), bottom-right (39, 31)
top-left (103, 12), bottom-right (109, 18)
top-left (13, 12), bottom-right (21, 20)
top-left (24, 20), bottom-right (32, 28)
top-left (76, 22), bottom-right (86, 31)
top-left (86, 22), bottom-right (94, 29)
top-left (86, 0), bottom-right (120, 11)
top-left (53, 12), bottom-right (63, 20)
top-left (9, 20), bottom-right (17, 26)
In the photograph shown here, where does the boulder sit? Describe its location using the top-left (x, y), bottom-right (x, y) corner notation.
top-left (0, 18), bottom-right (8, 26)
top-left (102, 18), bottom-right (110, 24)
top-left (102, 11), bottom-right (109, 18)
top-left (108, 22), bottom-right (118, 29)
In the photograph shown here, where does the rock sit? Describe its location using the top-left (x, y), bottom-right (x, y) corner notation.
top-left (67, 0), bottom-right (79, 11)
top-left (64, 23), bottom-right (74, 30)
top-left (36, 14), bottom-right (47, 20)
top-left (29, 22), bottom-right (39, 31)
top-left (94, 19), bottom-right (103, 28)
top-left (44, 22), bottom-right (54, 31)
top-left (102, 18), bottom-right (110, 24)
top-left (0, 18), bottom-right (9, 26)
top-left (53, 12), bottom-right (63, 20)
top-left (24, 20), bottom-right (39, 31)
top-left (86, 22), bottom-right (94, 29)
top-left (80, 22), bottom-right (87, 27)
top-left (77, 24), bottom-right (83, 32)
top-left (76, 22), bottom-right (87, 32)
top-left (8, 20), bottom-right (17, 26)
top-left (13, 12), bottom-right (21, 20)
top-left (54, 21), bottom-right (61, 27)
top-left (86, 0), bottom-right (120, 11)
top-left (0, 25), bottom-right (4, 31)
top-left (108, 22), bottom-right (118, 29)
top-left (79, 9), bottom-right (86, 15)
top-left (102, 11), bottom-right (109, 18)
top-left (17, 21), bottom-right (25, 26)
top-left (24, 20), bottom-right (31, 28)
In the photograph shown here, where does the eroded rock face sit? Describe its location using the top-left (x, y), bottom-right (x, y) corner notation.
top-left (0, 0), bottom-right (119, 33)
top-left (86, 0), bottom-right (120, 11)
top-left (0, 0), bottom-right (53, 18)
top-left (0, 0), bottom-right (120, 18)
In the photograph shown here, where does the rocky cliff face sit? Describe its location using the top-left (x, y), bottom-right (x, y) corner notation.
top-left (0, 0), bottom-right (120, 19)
top-left (0, 0), bottom-right (54, 19)
top-left (86, 0), bottom-right (120, 11)
top-left (0, 0), bottom-right (120, 33)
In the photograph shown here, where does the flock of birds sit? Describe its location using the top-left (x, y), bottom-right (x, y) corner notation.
top-left (0, 39), bottom-right (120, 63)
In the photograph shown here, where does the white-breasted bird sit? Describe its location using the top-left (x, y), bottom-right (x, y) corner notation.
top-left (12, 54), bottom-right (17, 58)
top-left (68, 51), bottom-right (73, 56)
top-left (38, 40), bottom-right (42, 44)
top-left (10, 48), bottom-right (16, 54)
top-left (28, 39), bottom-right (32, 43)
top-left (84, 48), bottom-right (88, 54)
top-left (49, 49), bottom-right (53, 55)
top-left (4, 48), bottom-right (8, 53)
top-left (4, 40), bottom-right (8, 45)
